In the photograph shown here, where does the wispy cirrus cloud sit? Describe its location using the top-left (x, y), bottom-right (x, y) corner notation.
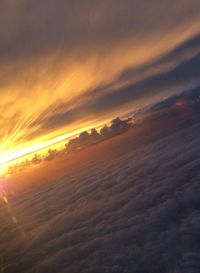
top-left (0, 0), bottom-right (200, 152)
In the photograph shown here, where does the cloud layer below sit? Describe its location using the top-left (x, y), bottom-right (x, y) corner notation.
top-left (0, 90), bottom-right (200, 272)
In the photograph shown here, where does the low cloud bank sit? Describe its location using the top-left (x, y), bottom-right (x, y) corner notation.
top-left (67, 117), bottom-right (133, 153)
top-left (0, 98), bottom-right (200, 272)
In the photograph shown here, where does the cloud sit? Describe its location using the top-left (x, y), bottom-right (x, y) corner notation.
top-left (1, 0), bottom-right (200, 166)
top-left (118, 33), bottom-right (200, 83)
top-left (32, 41), bottom-right (200, 134)
top-left (0, 106), bottom-right (200, 272)
top-left (1, 0), bottom-right (200, 59)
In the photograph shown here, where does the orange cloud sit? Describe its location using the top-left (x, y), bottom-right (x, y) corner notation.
top-left (0, 0), bottom-right (200, 173)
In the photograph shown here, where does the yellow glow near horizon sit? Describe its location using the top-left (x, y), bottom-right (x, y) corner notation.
top-left (0, 119), bottom-right (109, 176)
top-left (1, 24), bottom-right (199, 178)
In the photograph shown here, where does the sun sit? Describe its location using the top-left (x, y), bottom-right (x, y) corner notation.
top-left (0, 121), bottom-right (106, 177)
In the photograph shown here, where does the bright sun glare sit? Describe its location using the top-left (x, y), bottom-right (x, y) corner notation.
top-left (0, 121), bottom-right (106, 177)
top-left (0, 131), bottom-right (74, 176)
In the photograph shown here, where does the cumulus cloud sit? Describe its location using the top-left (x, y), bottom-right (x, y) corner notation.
top-left (66, 117), bottom-right (133, 153)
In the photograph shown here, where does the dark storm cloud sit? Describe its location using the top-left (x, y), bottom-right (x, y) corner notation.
top-left (1, 113), bottom-right (200, 273)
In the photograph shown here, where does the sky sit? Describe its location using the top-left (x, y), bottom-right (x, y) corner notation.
top-left (1, 0), bottom-right (200, 169)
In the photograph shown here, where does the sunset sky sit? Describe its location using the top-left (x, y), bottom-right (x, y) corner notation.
top-left (1, 0), bottom-right (200, 171)
top-left (1, 2), bottom-right (200, 273)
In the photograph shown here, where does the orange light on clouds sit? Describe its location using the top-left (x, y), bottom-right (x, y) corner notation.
top-left (0, 118), bottom-right (110, 176)
top-left (0, 6), bottom-right (200, 178)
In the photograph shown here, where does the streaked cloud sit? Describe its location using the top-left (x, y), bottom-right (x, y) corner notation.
top-left (0, 0), bottom-right (200, 158)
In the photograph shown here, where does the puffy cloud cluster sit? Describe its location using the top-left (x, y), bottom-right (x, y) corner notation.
top-left (67, 117), bottom-right (133, 152)
top-left (5, 117), bottom-right (133, 175)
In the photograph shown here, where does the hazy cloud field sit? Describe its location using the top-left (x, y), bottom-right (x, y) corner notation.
top-left (1, 94), bottom-right (200, 272)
